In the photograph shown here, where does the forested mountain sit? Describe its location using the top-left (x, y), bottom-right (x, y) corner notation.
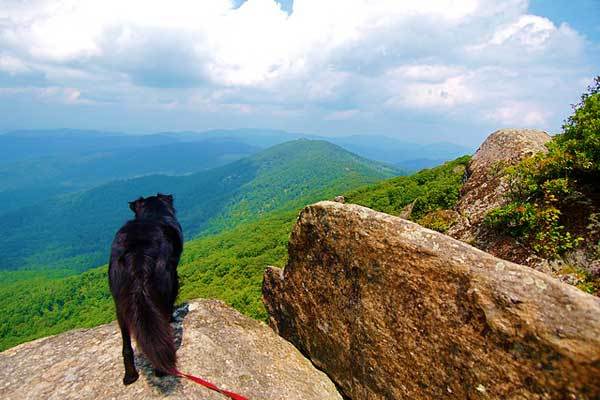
top-left (0, 129), bottom-right (264, 214)
top-left (0, 156), bottom-right (468, 351)
top-left (165, 129), bottom-right (300, 148)
top-left (0, 128), bottom-right (466, 215)
top-left (167, 129), bottom-right (471, 170)
top-left (0, 139), bottom-right (258, 214)
top-left (0, 140), bottom-right (397, 271)
top-left (1, 128), bottom-right (470, 171)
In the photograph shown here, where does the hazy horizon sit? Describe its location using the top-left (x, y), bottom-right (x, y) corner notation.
top-left (0, 126), bottom-right (476, 147)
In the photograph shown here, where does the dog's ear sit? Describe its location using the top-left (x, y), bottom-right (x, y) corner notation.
top-left (129, 197), bottom-right (145, 214)
top-left (157, 193), bottom-right (174, 205)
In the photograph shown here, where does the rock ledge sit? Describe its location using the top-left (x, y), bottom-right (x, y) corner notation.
top-left (0, 299), bottom-right (341, 400)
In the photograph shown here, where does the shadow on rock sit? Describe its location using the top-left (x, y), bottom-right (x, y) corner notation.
top-left (134, 303), bottom-right (190, 395)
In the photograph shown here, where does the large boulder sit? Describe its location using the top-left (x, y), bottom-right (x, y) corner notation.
top-left (263, 201), bottom-right (600, 400)
top-left (448, 128), bottom-right (551, 248)
top-left (0, 299), bottom-right (342, 400)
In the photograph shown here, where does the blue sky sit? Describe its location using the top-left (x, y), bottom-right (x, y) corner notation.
top-left (0, 0), bottom-right (598, 146)
top-left (530, 0), bottom-right (600, 42)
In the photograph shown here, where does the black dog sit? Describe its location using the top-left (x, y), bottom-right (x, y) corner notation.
top-left (108, 193), bottom-right (183, 385)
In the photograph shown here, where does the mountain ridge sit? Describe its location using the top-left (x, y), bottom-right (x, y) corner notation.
top-left (0, 139), bottom-right (397, 271)
top-left (0, 153), bottom-right (465, 351)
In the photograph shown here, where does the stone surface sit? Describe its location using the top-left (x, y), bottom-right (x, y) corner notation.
top-left (263, 201), bottom-right (600, 400)
top-left (0, 299), bottom-right (341, 400)
top-left (448, 128), bottom-right (551, 245)
top-left (445, 128), bottom-right (600, 286)
top-left (333, 195), bottom-right (346, 204)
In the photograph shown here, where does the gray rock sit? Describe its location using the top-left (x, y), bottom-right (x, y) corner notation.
top-left (263, 201), bottom-right (600, 400)
top-left (448, 128), bottom-right (551, 243)
top-left (0, 299), bottom-right (342, 400)
top-left (333, 196), bottom-right (346, 204)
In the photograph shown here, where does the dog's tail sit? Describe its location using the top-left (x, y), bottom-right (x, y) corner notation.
top-left (120, 253), bottom-right (176, 374)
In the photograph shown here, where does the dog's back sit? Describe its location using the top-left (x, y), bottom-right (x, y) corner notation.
top-left (108, 194), bottom-right (183, 383)
top-left (111, 220), bottom-right (180, 306)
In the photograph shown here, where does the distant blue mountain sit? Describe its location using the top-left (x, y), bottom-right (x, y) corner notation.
top-left (0, 129), bottom-right (177, 164)
top-left (2, 128), bottom-right (472, 169)
top-left (0, 130), bottom-right (259, 213)
top-left (0, 139), bottom-right (397, 271)
top-left (0, 128), bottom-right (471, 215)
top-left (158, 129), bottom-right (473, 170)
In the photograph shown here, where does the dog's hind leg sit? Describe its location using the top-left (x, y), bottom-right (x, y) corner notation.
top-left (117, 312), bottom-right (139, 385)
top-left (168, 269), bottom-right (179, 322)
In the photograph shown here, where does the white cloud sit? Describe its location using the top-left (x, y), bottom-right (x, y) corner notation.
top-left (467, 14), bottom-right (585, 63)
top-left (489, 15), bottom-right (556, 47)
top-left (387, 65), bottom-right (465, 82)
top-left (0, 54), bottom-right (30, 74)
top-left (0, 0), bottom-right (595, 140)
top-left (386, 75), bottom-right (477, 109)
top-left (0, 0), bottom-right (537, 85)
top-left (325, 109), bottom-right (361, 120)
top-left (484, 101), bottom-right (550, 127)
top-left (0, 86), bottom-right (91, 104)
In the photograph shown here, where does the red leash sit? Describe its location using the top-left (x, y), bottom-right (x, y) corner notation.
top-left (172, 368), bottom-right (249, 400)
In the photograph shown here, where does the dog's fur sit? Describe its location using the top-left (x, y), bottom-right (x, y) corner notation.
top-left (108, 193), bottom-right (183, 385)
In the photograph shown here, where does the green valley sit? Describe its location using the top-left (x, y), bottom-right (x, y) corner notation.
top-left (0, 140), bottom-right (397, 271)
top-left (0, 156), bottom-right (468, 351)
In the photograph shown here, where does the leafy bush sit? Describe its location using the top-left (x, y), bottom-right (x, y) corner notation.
top-left (417, 210), bottom-right (458, 233)
top-left (486, 201), bottom-right (582, 258)
top-left (346, 156), bottom-right (469, 220)
top-left (485, 77), bottom-right (600, 258)
top-left (555, 76), bottom-right (600, 177)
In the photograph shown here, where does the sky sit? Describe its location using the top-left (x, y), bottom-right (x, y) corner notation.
top-left (0, 0), bottom-right (598, 146)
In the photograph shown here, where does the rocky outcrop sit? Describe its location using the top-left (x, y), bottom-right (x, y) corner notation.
top-left (448, 128), bottom-right (550, 248)
top-left (263, 201), bottom-right (600, 400)
top-left (446, 128), bottom-right (600, 285)
top-left (0, 299), bottom-right (342, 400)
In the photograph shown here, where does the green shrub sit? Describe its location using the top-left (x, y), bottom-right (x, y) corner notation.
top-left (485, 77), bottom-right (599, 258)
top-left (346, 156), bottom-right (469, 219)
top-left (417, 210), bottom-right (458, 233)
top-left (555, 76), bottom-right (600, 176)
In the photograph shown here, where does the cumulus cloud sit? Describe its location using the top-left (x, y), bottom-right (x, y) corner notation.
top-left (0, 55), bottom-right (30, 75)
top-left (484, 101), bottom-right (550, 127)
top-left (0, 86), bottom-right (90, 104)
top-left (0, 0), bottom-right (596, 143)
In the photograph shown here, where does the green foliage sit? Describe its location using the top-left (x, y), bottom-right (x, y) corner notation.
top-left (177, 210), bottom-right (297, 320)
top-left (0, 209), bottom-right (296, 351)
top-left (345, 155), bottom-right (470, 221)
top-left (0, 153), bottom-right (468, 351)
top-left (416, 210), bottom-right (457, 233)
top-left (485, 78), bottom-right (600, 259)
top-left (555, 76), bottom-right (600, 176)
top-left (558, 265), bottom-right (600, 295)
top-left (0, 140), bottom-right (397, 271)
top-left (486, 202), bottom-right (583, 258)
top-left (0, 267), bottom-right (114, 351)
